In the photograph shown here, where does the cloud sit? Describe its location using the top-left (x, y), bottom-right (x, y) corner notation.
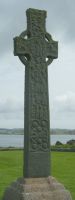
top-left (47, 0), bottom-right (75, 43)
top-left (0, 0), bottom-right (75, 129)
top-left (0, 0), bottom-right (75, 58)
top-left (50, 92), bottom-right (75, 129)
top-left (0, 96), bottom-right (24, 128)
top-left (0, 97), bottom-right (24, 114)
top-left (55, 92), bottom-right (75, 113)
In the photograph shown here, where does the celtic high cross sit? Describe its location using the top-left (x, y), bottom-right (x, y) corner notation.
top-left (14, 8), bottom-right (58, 177)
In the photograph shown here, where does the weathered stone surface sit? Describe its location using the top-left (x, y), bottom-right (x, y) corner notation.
top-left (2, 8), bottom-right (72, 200)
top-left (3, 176), bottom-right (72, 200)
top-left (14, 8), bottom-right (58, 178)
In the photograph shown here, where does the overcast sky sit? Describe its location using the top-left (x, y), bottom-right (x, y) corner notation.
top-left (0, 0), bottom-right (75, 129)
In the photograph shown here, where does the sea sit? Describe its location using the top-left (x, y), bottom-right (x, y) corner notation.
top-left (0, 134), bottom-right (75, 148)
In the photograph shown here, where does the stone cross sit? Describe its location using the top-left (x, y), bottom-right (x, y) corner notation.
top-left (14, 8), bottom-right (58, 178)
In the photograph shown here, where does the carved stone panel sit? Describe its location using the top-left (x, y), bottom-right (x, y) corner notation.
top-left (14, 8), bottom-right (58, 177)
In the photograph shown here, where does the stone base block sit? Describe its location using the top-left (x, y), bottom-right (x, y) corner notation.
top-left (3, 176), bottom-right (72, 200)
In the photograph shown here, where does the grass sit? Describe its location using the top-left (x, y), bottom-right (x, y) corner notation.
top-left (51, 152), bottom-right (75, 200)
top-left (51, 143), bottom-right (75, 151)
top-left (0, 150), bottom-right (23, 199)
top-left (0, 151), bottom-right (75, 200)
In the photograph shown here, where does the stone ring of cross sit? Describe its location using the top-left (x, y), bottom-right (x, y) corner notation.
top-left (18, 30), bottom-right (53, 66)
top-left (18, 30), bottom-right (28, 66)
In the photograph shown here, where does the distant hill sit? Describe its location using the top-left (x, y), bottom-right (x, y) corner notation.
top-left (0, 128), bottom-right (75, 135)
top-left (0, 128), bottom-right (24, 135)
top-left (51, 129), bottom-right (75, 135)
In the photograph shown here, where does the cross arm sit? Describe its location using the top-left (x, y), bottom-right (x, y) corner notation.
top-left (14, 36), bottom-right (30, 56)
top-left (46, 40), bottom-right (58, 60)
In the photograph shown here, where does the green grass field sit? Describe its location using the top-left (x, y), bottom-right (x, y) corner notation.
top-left (0, 151), bottom-right (75, 200)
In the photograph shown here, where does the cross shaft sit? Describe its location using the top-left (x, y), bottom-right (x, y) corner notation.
top-left (14, 8), bottom-right (58, 178)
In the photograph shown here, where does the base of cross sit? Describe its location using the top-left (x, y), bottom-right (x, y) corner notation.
top-left (2, 176), bottom-right (72, 200)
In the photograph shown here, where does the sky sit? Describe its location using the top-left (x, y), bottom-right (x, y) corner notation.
top-left (0, 0), bottom-right (75, 129)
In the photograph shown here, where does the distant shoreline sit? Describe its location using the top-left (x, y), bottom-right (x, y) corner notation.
top-left (0, 147), bottom-right (75, 152)
top-left (0, 128), bottom-right (75, 135)
top-left (0, 133), bottom-right (75, 135)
